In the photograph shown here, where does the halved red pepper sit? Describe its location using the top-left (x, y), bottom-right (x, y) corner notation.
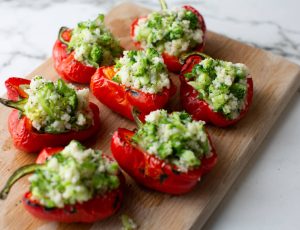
top-left (180, 54), bottom-right (254, 127)
top-left (1, 77), bottom-right (101, 153)
top-left (52, 27), bottom-right (97, 84)
top-left (111, 128), bottom-right (217, 195)
top-left (90, 66), bottom-right (176, 121)
top-left (130, 1), bottom-right (206, 73)
top-left (0, 147), bottom-right (124, 223)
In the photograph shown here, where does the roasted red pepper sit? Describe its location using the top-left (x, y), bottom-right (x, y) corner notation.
top-left (90, 66), bottom-right (176, 121)
top-left (111, 128), bottom-right (217, 195)
top-left (52, 27), bottom-right (97, 84)
top-left (2, 77), bottom-right (101, 153)
top-left (0, 147), bottom-right (124, 223)
top-left (180, 54), bottom-right (254, 127)
top-left (130, 3), bottom-right (206, 73)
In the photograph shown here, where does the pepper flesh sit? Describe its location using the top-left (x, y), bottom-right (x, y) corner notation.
top-left (5, 77), bottom-right (101, 152)
top-left (111, 128), bottom-right (217, 195)
top-left (130, 5), bottom-right (206, 73)
top-left (90, 66), bottom-right (176, 121)
top-left (1, 147), bottom-right (125, 223)
top-left (52, 28), bottom-right (97, 84)
top-left (180, 55), bottom-right (254, 127)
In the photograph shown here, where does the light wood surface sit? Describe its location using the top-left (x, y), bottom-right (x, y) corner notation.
top-left (1, 3), bottom-right (300, 230)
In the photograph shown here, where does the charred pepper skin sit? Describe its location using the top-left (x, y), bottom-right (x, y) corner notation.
top-left (130, 5), bottom-right (206, 73)
top-left (180, 55), bottom-right (254, 127)
top-left (4, 77), bottom-right (101, 153)
top-left (90, 66), bottom-right (176, 121)
top-left (111, 128), bottom-right (217, 195)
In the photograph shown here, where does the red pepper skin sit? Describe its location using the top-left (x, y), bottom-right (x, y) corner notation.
top-left (130, 5), bottom-right (206, 73)
top-left (52, 29), bottom-right (97, 84)
top-left (90, 66), bottom-right (176, 121)
top-left (111, 128), bottom-right (217, 195)
top-left (23, 148), bottom-right (124, 223)
top-left (180, 56), bottom-right (254, 127)
top-left (5, 77), bottom-right (30, 100)
top-left (4, 77), bottom-right (101, 153)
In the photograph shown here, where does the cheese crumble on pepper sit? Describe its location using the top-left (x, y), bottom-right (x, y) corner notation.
top-left (133, 8), bottom-right (203, 57)
top-left (29, 140), bottom-right (120, 208)
top-left (24, 76), bottom-right (92, 133)
top-left (113, 48), bottom-right (170, 94)
top-left (68, 14), bottom-right (123, 67)
top-left (132, 110), bottom-right (212, 172)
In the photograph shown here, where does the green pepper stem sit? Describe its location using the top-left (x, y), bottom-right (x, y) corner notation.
top-left (159, 0), bottom-right (168, 11)
top-left (132, 107), bottom-right (143, 128)
top-left (179, 52), bottom-right (212, 65)
top-left (0, 164), bottom-right (42, 200)
top-left (58, 26), bottom-right (70, 46)
top-left (0, 98), bottom-right (27, 112)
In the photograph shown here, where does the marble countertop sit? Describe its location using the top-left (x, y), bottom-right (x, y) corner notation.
top-left (0, 0), bottom-right (299, 229)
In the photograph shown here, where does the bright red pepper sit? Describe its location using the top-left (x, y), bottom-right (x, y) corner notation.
top-left (130, 5), bottom-right (206, 73)
top-left (90, 66), bottom-right (176, 121)
top-left (180, 55), bottom-right (253, 127)
top-left (0, 147), bottom-right (124, 223)
top-left (111, 128), bottom-right (217, 195)
top-left (52, 28), bottom-right (97, 84)
top-left (4, 77), bottom-right (101, 153)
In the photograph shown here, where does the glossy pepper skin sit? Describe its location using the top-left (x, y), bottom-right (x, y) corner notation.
top-left (180, 55), bottom-right (254, 127)
top-left (21, 147), bottom-right (125, 223)
top-left (130, 5), bottom-right (206, 73)
top-left (90, 66), bottom-right (176, 121)
top-left (52, 28), bottom-right (97, 84)
top-left (111, 128), bottom-right (217, 195)
top-left (5, 77), bottom-right (101, 153)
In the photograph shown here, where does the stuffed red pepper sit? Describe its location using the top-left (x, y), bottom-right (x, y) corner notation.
top-left (53, 14), bottom-right (123, 83)
top-left (180, 54), bottom-right (253, 127)
top-left (90, 48), bottom-right (175, 121)
top-left (0, 140), bottom-right (124, 223)
top-left (111, 109), bottom-right (217, 195)
top-left (130, 0), bottom-right (206, 73)
top-left (0, 76), bottom-right (100, 152)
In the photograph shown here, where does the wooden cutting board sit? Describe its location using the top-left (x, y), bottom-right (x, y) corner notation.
top-left (0, 2), bottom-right (300, 230)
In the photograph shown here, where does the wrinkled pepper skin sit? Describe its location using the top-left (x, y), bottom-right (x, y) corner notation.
top-left (23, 148), bottom-right (125, 223)
top-left (111, 128), bottom-right (217, 195)
top-left (52, 28), bottom-right (96, 84)
top-left (130, 5), bottom-right (206, 73)
top-left (180, 55), bottom-right (254, 127)
top-left (90, 66), bottom-right (176, 121)
top-left (5, 77), bottom-right (101, 153)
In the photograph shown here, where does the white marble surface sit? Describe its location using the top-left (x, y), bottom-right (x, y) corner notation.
top-left (0, 0), bottom-right (299, 229)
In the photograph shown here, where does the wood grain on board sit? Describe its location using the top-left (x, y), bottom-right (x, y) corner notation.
top-left (0, 2), bottom-right (300, 230)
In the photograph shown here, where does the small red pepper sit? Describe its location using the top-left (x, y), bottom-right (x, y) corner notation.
top-left (180, 54), bottom-right (254, 127)
top-left (90, 66), bottom-right (176, 121)
top-left (52, 27), bottom-right (97, 84)
top-left (130, 3), bottom-right (206, 73)
top-left (2, 77), bottom-right (101, 153)
top-left (111, 128), bottom-right (217, 195)
top-left (0, 147), bottom-right (124, 223)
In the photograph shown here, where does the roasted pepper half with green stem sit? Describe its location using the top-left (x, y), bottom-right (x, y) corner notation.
top-left (0, 76), bottom-right (100, 152)
top-left (0, 141), bottom-right (125, 223)
top-left (131, 0), bottom-right (206, 73)
top-left (53, 14), bottom-right (123, 83)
